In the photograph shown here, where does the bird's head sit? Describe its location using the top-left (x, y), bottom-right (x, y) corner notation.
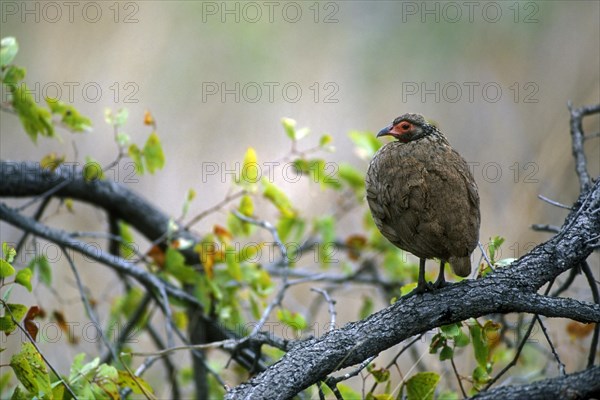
top-left (377, 113), bottom-right (436, 143)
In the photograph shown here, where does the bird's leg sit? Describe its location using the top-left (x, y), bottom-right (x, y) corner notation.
top-left (433, 260), bottom-right (449, 288)
top-left (403, 259), bottom-right (435, 297)
top-left (403, 258), bottom-right (430, 297)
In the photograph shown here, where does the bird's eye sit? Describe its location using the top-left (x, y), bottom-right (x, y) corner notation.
top-left (400, 123), bottom-right (410, 130)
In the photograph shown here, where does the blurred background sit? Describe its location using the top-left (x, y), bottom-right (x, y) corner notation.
top-left (1, 0), bottom-right (599, 396)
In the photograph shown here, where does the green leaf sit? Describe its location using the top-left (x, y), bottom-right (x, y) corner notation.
top-left (11, 84), bottom-right (55, 142)
top-left (338, 162), bottom-right (365, 192)
top-left (118, 222), bottom-right (136, 260)
top-left (282, 117), bottom-right (297, 140)
top-left (369, 366), bottom-right (390, 383)
top-left (276, 308), bottom-right (306, 331)
top-left (10, 342), bottom-right (52, 397)
top-left (472, 365), bottom-right (491, 385)
top-left (83, 157), bottom-right (105, 182)
top-left (293, 158), bottom-right (341, 190)
top-left (262, 179), bottom-right (295, 217)
top-left (0, 37), bottom-right (18, 66)
top-left (114, 108), bottom-right (129, 127)
top-left (181, 188), bottom-right (196, 218)
top-left (488, 236), bottom-right (505, 263)
top-left (116, 132), bottom-right (130, 147)
top-left (239, 195), bottom-right (254, 216)
top-left (438, 391), bottom-right (460, 400)
top-left (468, 320), bottom-right (489, 368)
top-left (348, 130), bottom-right (382, 160)
top-left (128, 144), bottom-right (144, 174)
top-left (0, 259), bottom-right (15, 278)
top-left (165, 248), bottom-right (196, 284)
top-left (455, 328), bottom-right (470, 347)
top-left (314, 216), bottom-right (337, 266)
top-left (440, 323), bottom-right (460, 338)
top-left (143, 132), bottom-right (165, 173)
top-left (46, 98), bottom-right (92, 132)
top-left (229, 195), bottom-right (255, 236)
top-left (3, 65), bottom-right (25, 86)
top-left (117, 370), bottom-right (154, 395)
top-left (439, 345), bottom-right (454, 361)
top-left (337, 384), bottom-right (362, 400)
top-left (280, 118), bottom-right (309, 140)
top-left (225, 247), bottom-right (242, 281)
top-left (319, 133), bottom-right (333, 147)
top-left (405, 372), bottom-right (440, 400)
top-left (0, 372), bottom-right (11, 393)
top-left (276, 215), bottom-right (305, 243)
top-left (2, 242), bottom-right (17, 263)
top-left (15, 268), bottom-right (32, 292)
top-left (27, 256), bottom-right (51, 286)
top-left (429, 333), bottom-right (445, 354)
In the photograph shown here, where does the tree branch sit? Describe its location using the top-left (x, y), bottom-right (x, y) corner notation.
top-left (225, 178), bottom-right (600, 399)
top-left (473, 365), bottom-right (600, 400)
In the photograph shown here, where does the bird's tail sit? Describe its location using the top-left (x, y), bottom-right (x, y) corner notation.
top-left (449, 256), bottom-right (471, 277)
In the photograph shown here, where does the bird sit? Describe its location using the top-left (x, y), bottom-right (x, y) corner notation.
top-left (365, 113), bottom-right (480, 295)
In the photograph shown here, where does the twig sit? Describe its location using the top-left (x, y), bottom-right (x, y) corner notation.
top-left (101, 292), bottom-right (153, 364)
top-left (551, 267), bottom-right (578, 297)
top-left (568, 101), bottom-right (600, 191)
top-left (584, 132), bottom-right (600, 140)
top-left (15, 196), bottom-right (51, 253)
top-left (484, 316), bottom-right (537, 390)
top-left (127, 338), bottom-right (237, 357)
top-left (537, 194), bottom-right (572, 210)
top-left (184, 189), bottom-right (245, 229)
top-left (232, 210), bottom-right (290, 338)
top-left (325, 355), bottom-right (376, 388)
top-left (61, 246), bottom-right (119, 362)
top-left (450, 356), bottom-right (467, 398)
top-left (478, 242), bottom-right (494, 270)
top-left (536, 316), bottom-right (566, 375)
top-left (581, 261), bottom-right (600, 367)
top-left (368, 334), bottom-right (423, 394)
top-left (15, 180), bottom-right (71, 212)
top-left (531, 224), bottom-right (561, 233)
top-left (311, 288), bottom-right (337, 332)
top-left (484, 281), bottom-right (555, 390)
top-left (144, 322), bottom-right (181, 398)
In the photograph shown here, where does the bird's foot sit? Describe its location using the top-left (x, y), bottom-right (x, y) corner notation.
top-left (432, 277), bottom-right (451, 289)
top-left (403, 281), bottom-right (435, 298)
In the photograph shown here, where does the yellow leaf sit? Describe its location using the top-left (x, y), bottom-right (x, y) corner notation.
top-left (241, 147), bottom-right (259, 184)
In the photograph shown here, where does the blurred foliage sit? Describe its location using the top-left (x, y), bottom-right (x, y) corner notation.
top-left (0, 34), bottom-right (588, 399)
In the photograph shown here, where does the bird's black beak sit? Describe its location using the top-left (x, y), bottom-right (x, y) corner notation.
top-left (377, 125), bottom-right (393, 137)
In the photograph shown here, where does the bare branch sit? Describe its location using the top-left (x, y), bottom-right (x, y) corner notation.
top-left (61, 246), bottom-right (119, 362)
top-left (567, 101), bottom-right (600, 191)
top-left (474, 365), bottom-right (600, 400)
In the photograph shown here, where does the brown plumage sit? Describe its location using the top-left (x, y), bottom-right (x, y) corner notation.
top-left (365, 113), bottom-right (480, 294)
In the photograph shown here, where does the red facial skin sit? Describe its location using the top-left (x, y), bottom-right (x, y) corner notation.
top-left (389, 120), bottom-right (414, 142)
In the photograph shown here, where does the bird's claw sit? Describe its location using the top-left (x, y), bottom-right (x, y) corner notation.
top-left (404, 281), bottom-right (435, 297)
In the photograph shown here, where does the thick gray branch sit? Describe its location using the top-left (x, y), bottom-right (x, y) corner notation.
top-left (0, 161), bottom-right (175, 242)
top-left (225, 179), bottom-right (600, 399)
top-left (473, 365), bottom-right (600, 400)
